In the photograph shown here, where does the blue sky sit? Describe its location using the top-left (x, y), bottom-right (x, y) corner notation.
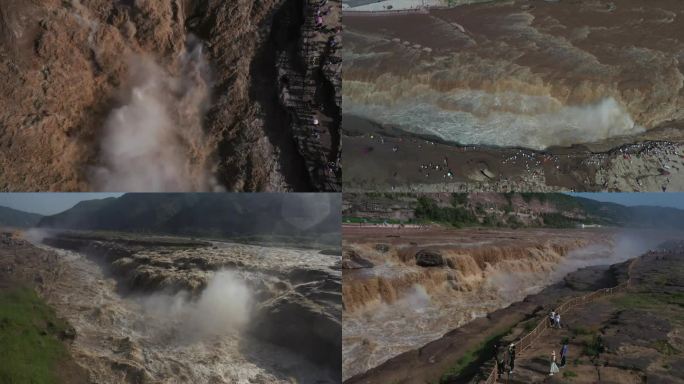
top-left (0, 193), bottom-right (123, 215)
top-left (568, 193), bottom-right (684, 210)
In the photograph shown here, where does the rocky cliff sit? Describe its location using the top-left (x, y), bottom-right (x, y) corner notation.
top-left (0, 0), bottom-right (341, 191)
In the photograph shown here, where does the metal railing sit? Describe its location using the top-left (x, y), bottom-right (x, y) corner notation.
top-left (481, 257), bottom-right (639, 384)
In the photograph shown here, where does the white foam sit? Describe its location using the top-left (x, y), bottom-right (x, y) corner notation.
top-left (345, 90), bottom-right (643, 149)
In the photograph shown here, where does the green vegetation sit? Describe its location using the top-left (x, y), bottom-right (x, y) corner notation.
top-left (414, 197), bottom-right (478, 228)
top-left (582, 334), bottom-right (605, 358)
top-left (507, 215), bottom-right (524, 229)
top-left (343, 217), bottom-right (402, 225)
top-left (344, 192), bottom-right (684, 231)
top-left (225, 234), bottom-right (342, 249)
top-left (541, 212), bottom-right (580, 228)
top-left (571, 326), bottom-right (593, 336)
top-left (523, 320), bottom-right (537, 332)
top-left (357, 192), bottom-right (413, 200)
top-left (563, 370), bottom-right (578, 378)
top-left (0, 287), bottom-right (71, 384)
top-left (347, 192), bottom-right (684, 231)
top-left (438, 328), bottom-right (512, 383)
top-left (611, 292), bottom-right (684, 312)
top-left (59, 229), bottom-right (338, 250)
top-left (520, 193), bottom-right (548, 204)
top-left (450, 193), bottom-right (469, 206)
top-left (650, 340), bottom-right (680, 356)
top-left (540, 193), bottom-right (583, 210)
top-left (482, 214), bottom-right (499, 227)
top-left (412, 195), bottom-right (590, 229)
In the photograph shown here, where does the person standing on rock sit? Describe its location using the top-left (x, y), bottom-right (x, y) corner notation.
top-left (560, 341), bottom-right (568, 368)
top-left (549, 310), bottom-right (556, 327)
top-left (555, 313), bottom-right (561, 329)
top-left (549, 350), bottom-right (560, 376)
top-left (508, 343), bottom-right (516, 374)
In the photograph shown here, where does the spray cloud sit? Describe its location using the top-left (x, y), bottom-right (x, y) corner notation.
top-left (141, 270), bottom-right (251, 341)
top-left (22, 228), bottom-right (51, 245)
top-left (92, 36), bottom-right (218, 191)
top-left (346, 81), bottom-right (645, 149)
top-left (484, 230), bottom-right (672, 302)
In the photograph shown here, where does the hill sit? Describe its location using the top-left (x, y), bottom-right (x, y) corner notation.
top-left (342, 193), bottom-right (684, 229)
top-left (0, 206), bottom-right (43, 228)
top-left (38, 194), bottom-right (341, 243)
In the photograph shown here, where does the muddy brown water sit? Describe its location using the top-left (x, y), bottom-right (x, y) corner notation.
top-left (341, 227), bottom-right (684, 381)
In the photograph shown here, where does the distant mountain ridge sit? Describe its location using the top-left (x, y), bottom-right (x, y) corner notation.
top-left (546, 194), bottom-right (684, 228)
top-left (343, 193), bottom-right (684, 229)
top-left (34, 194), bottom-right (340, 241)
top-left (0, 206), bottom-right (43, 228)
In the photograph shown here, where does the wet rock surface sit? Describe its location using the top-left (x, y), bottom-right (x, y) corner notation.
top-left (342, 248), bottom-right (375, 269)
top-left (414, 249), bottom-right (444, 267)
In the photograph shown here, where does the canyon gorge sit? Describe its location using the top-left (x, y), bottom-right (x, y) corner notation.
top-left (0, 0), bottom-right (341, 191)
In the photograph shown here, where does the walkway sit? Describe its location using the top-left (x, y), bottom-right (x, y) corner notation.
top-left (482, 257), bottom-right (638, 383)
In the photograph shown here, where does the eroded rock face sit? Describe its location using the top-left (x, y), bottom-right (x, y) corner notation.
top-left (342, 248), bottom-right (375, 269)
top-left (0, 0), bottom-right (341, 191)
top-left (374, 243), bottom-right (390, 253)
top-left (0, 0), bottom-right (187, 190)
top-left (415, 249), bottom-right (444, 267)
